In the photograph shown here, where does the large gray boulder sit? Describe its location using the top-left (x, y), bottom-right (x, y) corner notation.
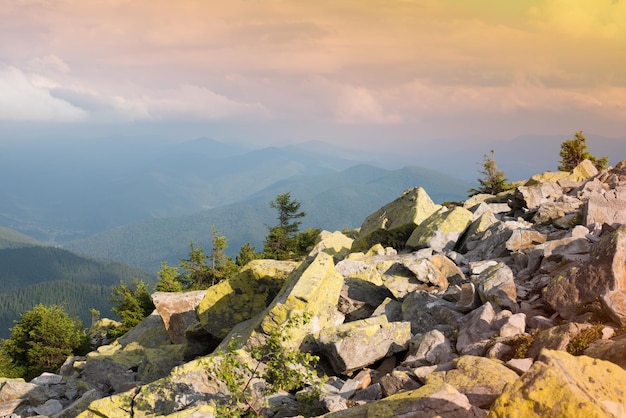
top-left (151, 290), bottom-right (207, 344)
top-left (544, 225), bottom-right (626, 325)
top-left (351, 187), bottom-right (441, 252)
top-left (405, 206), bottom-right (473, 252)
top-left (318, 316), bottom-right (411, 375)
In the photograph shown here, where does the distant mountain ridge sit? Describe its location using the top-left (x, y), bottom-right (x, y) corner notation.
top-left (66, 164), bottom-right (470, 272)
top-left (0, 138), bottom-right (361, 242)
top-left (0, 226), bottom-right (153, 339)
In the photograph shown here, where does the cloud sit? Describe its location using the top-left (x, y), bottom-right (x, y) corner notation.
top-left (333, 85), bottom-right (401, 124)
top-left (0, 66), bottom-right (86, 121)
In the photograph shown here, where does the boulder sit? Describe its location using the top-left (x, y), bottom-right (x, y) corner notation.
top-left (400, 257), bottom-right (449, 292)
top-left (309, 230), bottom-right (354, 260)
top-left (526, 322), bottom-right (593, 359)
top-left (196, 259), bottom-right (297, 339)
top-left (583, 187), bottom-right (626, 227)
top-left (463, 222), bottom-right (513, 261)
top-left (324, 382), bottom-right (487, 418)
top-left (584, 332), bottom-right (626, 369)
top-left (544, 226), bottom-right (626, 325)
top-left (220, 252), bottom-right (344, 351)
top-left (426, 356), bottom-right (519, 408)
top-left (505, 229), bottom-right (547, 251)
top-left (402, 329), bottom-right (453, 368)
top-left (402, 291), bottom-right (462, 336)
top-left (456, 302), bottom-right (498, 354)
top-left (489, 349), bottom-right (626, 417)
top-left (338, 278), bottom-right (393, 321)
top-left (513, 181), bottom-right (563, 210)
top-left (151, 290), bottom-right (207, 344)
top-left (351, 187), bottom-right (441, 252)
top-left (473, 263), bottom-right (517, 312)
top-left (335, 259), bottom-right (384, 286)
top-left (319, 316), bottom-right (411, 374)
top-left (405, 206), bottom-right (473, 252)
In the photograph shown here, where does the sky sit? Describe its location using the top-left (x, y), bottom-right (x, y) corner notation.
top-left (1, 0), bottom-right (626, 150)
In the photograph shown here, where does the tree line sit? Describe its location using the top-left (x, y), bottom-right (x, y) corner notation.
top-left (469, 131), bottom-right (608, 196)
top-left (0, 192), bottom-right (320, 378)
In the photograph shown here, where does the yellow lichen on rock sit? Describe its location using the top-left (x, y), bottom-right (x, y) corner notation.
top-left (488, 349), bottom-right (626, 417)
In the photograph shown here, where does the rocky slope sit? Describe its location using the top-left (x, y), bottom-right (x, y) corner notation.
top-left (2, 159), bottom-right (626, 417)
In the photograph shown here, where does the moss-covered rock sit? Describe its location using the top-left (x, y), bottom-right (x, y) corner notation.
top-left (309, 230), bottom-right (354, 260)
top-left (324, 382), bottom-right (486, 418)
top-left (220, 252), bottom-right (344, 351)
top-left (351, 187), bottom-right (441, 252)
top-left (318, 315), bottom-right (411, 374)
top-left (196, 259), bottom-right (297, 339)
top-left (405, 206), bottom-right (473, 252)
top-left (427, 356), bottom-right (518, 408)
top-left (488, 349), bottom-right (626, 417)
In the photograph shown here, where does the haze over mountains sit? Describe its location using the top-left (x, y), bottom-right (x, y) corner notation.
top-left (1, 134), bottom-right (622, 269)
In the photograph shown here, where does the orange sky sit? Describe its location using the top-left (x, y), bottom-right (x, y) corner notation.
top-left (1, 0), bottom-right (625, 144)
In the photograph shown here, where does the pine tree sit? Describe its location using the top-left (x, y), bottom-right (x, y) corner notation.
top-left (558, 131), bottom-right (608, 171)
top-left (468, 150), bottom-right (513, 197)
top-left (264, 193), bottom-right (306, 260)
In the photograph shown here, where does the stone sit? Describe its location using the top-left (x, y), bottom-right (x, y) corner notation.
top-left (473, 262), bottom-right (517, 312)
top-left (55, 389), bottom-right (104, 418)
top-left (584, 332), bottom-right (626, 369)
top-left (151, 290), bottom-right (207, 344)
top-left (370, 297), bottom-right (403, 322)
top-left (324, 382), bottom-right (487, 418)
top-left (456, 302), bottom-right (497, 354)
top-left (506, 357), bottom-right (534, 374)
top-left (544, 226), bottom-right (626, 325)
top-left (318, 315), bottom-right (411, 374)
top-left (498, 313), bottom-right (526, 338)
top-left (463, 222), bottom-right (513, 261)
top-left (455, 210), bottom-right (499, 252)
top-left (505, 229), bottom-right (547, 251)
top-left (335, 259), bottom-right (384, 286)
top-left (400, 257), bottom-right (448, 292)
top-left (532, 200), bottom-right (581, 225)
top-left (220, 252), bottom-right (345, 352)
top-left (427, 356), bottom-right (519, 408)
top-left (430, 254), bottom-right (466, 285)
top-left (33, 398), bottom-right (63, 416)
top-left (309, 230), bottom-right (354, 260)
top-left (0, 379), bottom-right (48, 405)
top-left (30, 372), bottom-right (63, 386)
top-left (527, 322), bottom-right (593, 359)
top-left (525, 171), bottom-right (571, 186)
top-left (489, 349), bottom-right (626, 417)
top-left (583, 187), bottom-right (626, 227)
top-left (401, 291), bottom-right (462, 335)
top-left (339, 278), bottom-right (392, 321)
top-left (378, 370), bottom-right (421, 397)
top-left (351, 187), bottom-right (441, 252)
top-left (570, 159), bottom-right (599, 181)
top-left (455, 282), bottom-right (481, 312)
top-left (0, 399), bottom-right (25, 417)
top-left (116, 310), bottom-right (172, 349)
top-left (513, 181), bottom-right (563, 210)
top-left (351, 383), bottom-right (382, 403)
top-left (405, 206), bottom-right (473, 252)
top-left (196, 259), bottom-right (296, 339)
top-left (402, 329), bottom-right (453, 368)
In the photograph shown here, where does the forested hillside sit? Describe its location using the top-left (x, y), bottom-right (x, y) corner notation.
top-left (66, 164), bottom-right (470, 272)
top-left (0, 245), bottom-right (153, 338)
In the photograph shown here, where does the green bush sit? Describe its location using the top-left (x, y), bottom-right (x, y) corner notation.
top-left (209, 313), bottom-right (323, 416)
top-left (1, 304), bottom-right (88, 379)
